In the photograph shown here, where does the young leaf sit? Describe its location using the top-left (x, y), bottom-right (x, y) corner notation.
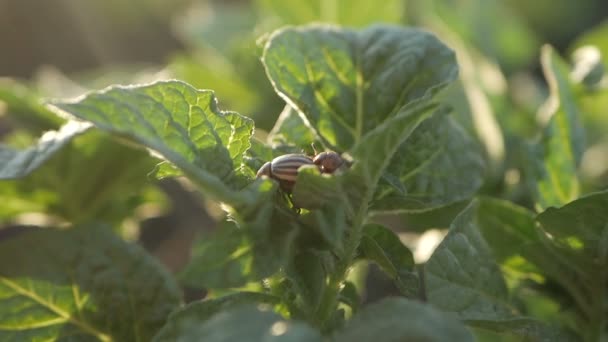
top-left (424, 201), bottom-right (514, 321)
top-left (154, 305), bottom-right (321, 342)
top-left (262, 24), bottom-right (457, 150)
top-left (49, 80), bottom-right (255, 206)
top-left (532, 45), bottom-right (585, 210)
top-left (153, 292), bottom-right (280, 342)
top-left (0, 226), bottom-right (181, 342)
top-left (371, 112), bottom-right (485, 213)
top-left (0, 120), bottom-right (91, 179)
top-left (358, 224), bottom-right (418, 298)
top-left (334, 297), bottom-right (473, 342)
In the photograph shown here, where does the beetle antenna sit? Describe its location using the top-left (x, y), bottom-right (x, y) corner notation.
top-left (311, 142), bottom-right (318, 155)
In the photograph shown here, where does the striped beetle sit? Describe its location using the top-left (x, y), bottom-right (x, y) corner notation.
top-left (256, 151), bottom-right (346, 192)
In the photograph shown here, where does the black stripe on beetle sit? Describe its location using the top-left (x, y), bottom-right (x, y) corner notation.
top-left (256, 151), bottom-right (347, 193)
top-left (256, 154), bottom-right (315, 192)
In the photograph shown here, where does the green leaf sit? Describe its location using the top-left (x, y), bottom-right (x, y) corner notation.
top-left (179, 221), bottom-right (253, 289)
top-left (49, 80), bottom-right (255, 206)
top-left (358, 224), bottom-right (418, 298)
top-left (478, 198), bottom-right (594, 333)
top-left (537, 190), bottom-right (608, 262)
top-left (154, 305), bottom-right (321, 342)
top-left (338, 281), bottom-right (359, 312)
top-left (0, 226), bottom-right (181, 341)
top-left (371, 112), bottom-right (485, 213)
top-left (298, 197), bottom-right (347, 251)
top-left (532, 45), bottom-right (585, 210)
top-left (292, 101), bottom-right (437, 217)
top-left (476, 197), bottom-right (543, 265)
top-left (181, 181), bottom-right (300, 289)
top-left (334, 297), bottom-right (473, 342)
top-left (257, 0), bottom-right (405, 28)
top-left (286, 251), bottom-right (326, 315)
top-left (153, 292), bottom-right (280, 342)
top-left (267, 105), bottom-right (317, 150)
top-left (262, 24), bottom-right (457, 150)
top-left (425, 201), bottom-right (513, 321)
top-left (0, 121), bottom-right (91, 179)
top-left (425, 201), bottom-right (570, 340)
top-left (345, 101), bottom-right (438, 207)
top-left (0, 130), bottom-right (158, 223)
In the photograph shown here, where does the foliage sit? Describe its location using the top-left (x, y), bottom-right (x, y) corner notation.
top-left (1, 1), bottom-right (608, 341)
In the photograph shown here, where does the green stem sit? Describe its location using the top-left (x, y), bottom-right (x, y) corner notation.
top-left (315, 209), bottom-right (367, 331)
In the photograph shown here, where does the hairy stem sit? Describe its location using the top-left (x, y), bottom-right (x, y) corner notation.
top-left (315, 208), bottom-right (367, 331)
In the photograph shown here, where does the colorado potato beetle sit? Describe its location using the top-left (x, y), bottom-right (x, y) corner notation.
top-left (256, 150), bottom-right (346, 192)
top-left (256, 154), bottom-right (315, 192)
top-left (313, 151), bottom-right (345, 173)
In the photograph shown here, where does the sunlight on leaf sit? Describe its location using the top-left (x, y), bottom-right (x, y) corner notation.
top-left (0, 226), bottom-right (181, 341)
top-left (49, 80), bottom-right (255, 207)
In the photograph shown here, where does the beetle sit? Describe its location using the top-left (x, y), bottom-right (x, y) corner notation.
top-left (256, 153), bottom-right (315, 192)
top-left (256, 151), bottom-right (346, 192)
top-left (313, 151), bottom-right (345, 173)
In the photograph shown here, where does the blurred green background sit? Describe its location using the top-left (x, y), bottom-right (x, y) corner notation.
top-left (1, 0), bottom-right (607, 132)
top-left (1, 2), bottom-right (608, 335)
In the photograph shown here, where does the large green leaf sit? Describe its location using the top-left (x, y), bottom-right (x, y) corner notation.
top-left (262, 24), bottom-right (457, 150)
top-left (154, 305), bottom-right (321, 342)
top-left (424, 204), bottom-right (513, 321)
top-left (0, 226), bottom-right (181, 341)
top-left (49, 80), bottom-right (255, 207)
top-left (153, 292), bottom-right (280, 342)
top-left (371, 112), bottom-right (485, 213)
top-left (425, 201), bottom-right (514, 322)
top-left (478, 197), bottom-right (595, 338)
top-left (476, 197), bottom-right (543, 266)
top-left (334, 297), bottom-right (473, 342)
top-left (537, 190), bottom-right (608, 262)
top-left (358, 224), bottom-right (418, 298)
top-left (426, 201), bottom-right (571, 340)
top-left (292, 101), bottom-right (437, 216)
top-left (532, 46), bottom-right (585, 210)
top-left (257, 0), bottom-right (404, 28)
top-left (0, 121), bottom-right (91, 179)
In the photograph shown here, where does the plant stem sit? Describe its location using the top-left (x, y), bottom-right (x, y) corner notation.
top-left (315, 209), bottom-right (366, 331)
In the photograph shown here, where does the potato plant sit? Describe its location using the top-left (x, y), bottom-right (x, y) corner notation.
top-left (0, 21), bottom-right (607, 342)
